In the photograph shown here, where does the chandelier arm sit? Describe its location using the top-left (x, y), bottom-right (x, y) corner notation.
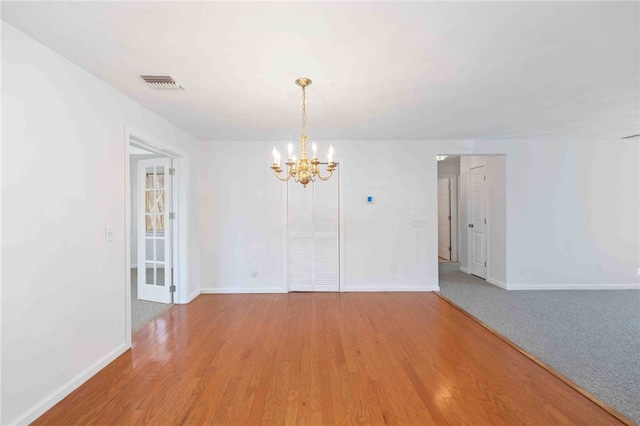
top-left (315, 168), bottom-right (334, 181)
top-left (273, 169), bottom-right (293, 182)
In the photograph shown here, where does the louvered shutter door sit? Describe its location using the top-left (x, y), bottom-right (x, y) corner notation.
top-left (288, 179), bottom-right (314, 291)
top-left (288, 170), bottom-right (339, 292)
top-left (313, 173), bottom-right (339, 291)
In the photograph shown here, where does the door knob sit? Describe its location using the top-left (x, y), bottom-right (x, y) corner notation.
top-left (468, 224), bottom-right (474, 228)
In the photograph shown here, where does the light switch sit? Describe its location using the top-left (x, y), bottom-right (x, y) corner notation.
top-left (105, 227), bottom-right (114, 242)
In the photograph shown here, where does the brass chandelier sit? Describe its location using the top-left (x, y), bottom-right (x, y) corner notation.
top-left (271, 78), bottom-right (337, 187)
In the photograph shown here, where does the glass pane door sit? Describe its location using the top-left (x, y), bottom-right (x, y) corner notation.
top-left (137, 158), bottom-right (172, 304)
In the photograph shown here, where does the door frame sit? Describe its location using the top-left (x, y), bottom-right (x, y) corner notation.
top-left (124, 126), bottom-right (191, 349)
top-left (281, 163), bottom-right (344, 292)
top-left (438, 175), bottom-right (458, 262)
top-left (434, 154), bottom-right (506, 289)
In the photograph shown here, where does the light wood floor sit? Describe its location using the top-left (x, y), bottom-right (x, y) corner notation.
top-left (34, 292), bottom-right (624, 425)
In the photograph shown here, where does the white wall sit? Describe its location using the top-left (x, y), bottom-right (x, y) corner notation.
top-left (1, 23), bottom-right (200, 425)
top-left (198, 140), bottom-right (478, 293)
top-left (487, 155), bottom-right (507, 287)
top-left (493, 140), bottom-right (639, 289)
top-left (197, 142), bottom-right (285, 293)
top-left (198, 139), bottom-right (639, 294)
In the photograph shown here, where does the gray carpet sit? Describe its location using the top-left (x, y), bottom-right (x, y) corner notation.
top-left (438, 270), bottom-right (640, 424)
top-left (131, 269), bottom-right (173, 333)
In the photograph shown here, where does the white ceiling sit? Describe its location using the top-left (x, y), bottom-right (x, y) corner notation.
top-left (2, 1), bottom-right (638, 141)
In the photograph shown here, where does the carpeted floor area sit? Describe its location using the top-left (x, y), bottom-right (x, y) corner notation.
top-left (438, 270), bottom-right (640, 424)
top-left (131, 269), bottom-right (173, 333)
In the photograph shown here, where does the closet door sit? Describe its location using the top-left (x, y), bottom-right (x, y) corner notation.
top-left (287, 171), bottom-right (339, 292)
top-left (288, 180), bottom-right (314, 291)
top-left (313, 175), bottom-right (339, 291)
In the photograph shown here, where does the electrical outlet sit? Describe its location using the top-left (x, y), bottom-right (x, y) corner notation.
top-left (411, 219), bottom-right (422, 226)
top-left (391, 261), bottom-right (397, 273)
top-left (104, 227), bottom-right (113, 242)
top-left (595, 263), bottom-right (601, 272)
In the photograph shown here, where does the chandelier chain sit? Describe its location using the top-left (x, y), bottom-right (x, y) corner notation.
top-left (301, 85), bottom-right (306, 137)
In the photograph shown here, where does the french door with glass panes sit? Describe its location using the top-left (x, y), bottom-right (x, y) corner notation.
top-left (137, 158), bottom-right (173, 304)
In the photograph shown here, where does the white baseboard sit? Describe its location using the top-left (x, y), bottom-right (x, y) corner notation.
top-left (460, 267), bottom-right (471, 274)
top-left (10, 343), bottom-right (127, 425)
top-left (486, 277), bottom-right (507, 289)
top-left (187, 289), bottom-right (201, 302)
top-left (200, 287), bottom-right (286, 294)
top-left (507, 283), bottom-right (640, 290)
top-left (343, 285), bottom-right (440, 292)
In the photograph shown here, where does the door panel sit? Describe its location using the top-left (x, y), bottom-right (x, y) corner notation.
top-left (287, 169), bottom-right (339, 292)
top-left (137, 158), bottom-right (172, 304)
top-left (469, 165), bottom-right (487, 278)
top-left (437, 178), bottom-right (451, 260)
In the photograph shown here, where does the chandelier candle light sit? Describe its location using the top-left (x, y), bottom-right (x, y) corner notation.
top-left (271, 78), bottom-right (337, 187)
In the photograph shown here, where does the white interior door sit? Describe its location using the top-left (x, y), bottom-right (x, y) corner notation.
top-left (469, 166), bottom-right (487, 278)
top-left (438, 177), bottom-right (451, 260)
top-left (288, 180), bottom-right (314, 292)
top-left (313, 175), bottom-right (339, 292)
top-left (137, 158), bottom-right (172, 304)
top-left (288, 171), bottom-right (339, 292)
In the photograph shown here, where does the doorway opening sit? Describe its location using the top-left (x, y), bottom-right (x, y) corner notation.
top-left (124, 128), bottom-right (190, 348)
top-left (129, 148), bottom-right (173, 333)
top-left (436, 154), bottom-right (507, 290)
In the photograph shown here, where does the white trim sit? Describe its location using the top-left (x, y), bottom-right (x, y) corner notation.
top-left (460, 266), bottom-right (471, 274)
top-left (187, 289), bottom-right (201, 302)
top-left (8, 343), bottom-right (126, 426)
top-left (173, 155), bottom-right (190, 304)
top-left (281, 180), bottom-right (288, 292)
top-left (338, 162), bottom-right (345, 293)
top-left (124, 130), bottom-right (133, 349)
top-left (342, 285), bottom-right (440, 292)
top-left (486, 277), bottom-right (507, 289)
top-left (507, 283), bottom-right (640, 290)
top-left (124, 126), bottom-right (192, 349)
top-left (201, 287), bottom-right (287, 294)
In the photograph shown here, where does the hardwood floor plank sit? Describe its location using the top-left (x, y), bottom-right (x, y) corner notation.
top-left (32, 292), bottom-right (631, 425)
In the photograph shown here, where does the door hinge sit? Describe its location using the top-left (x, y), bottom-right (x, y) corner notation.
top-left (169, 285), bottom-right (176, 293)
top-left (484, 261), bottom-right (487, 267)
top-left (449, 247), bottom-right (451, 251)
top-left (484, 175), bottom-right (486, 181)
top-left (484, 218), bottom-right (486, 224)
top-left (169, 212), bottom-right (176, 220)
top-left (448, 215), bottom-right (451, 220)
top-left (169, 168), bottom-right (176, 176)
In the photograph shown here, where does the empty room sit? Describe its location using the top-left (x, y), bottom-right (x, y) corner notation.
top-left (1, 1), bottom-right (639, 425)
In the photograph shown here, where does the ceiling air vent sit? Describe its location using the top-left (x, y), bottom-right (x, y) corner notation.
top-left (140, 75), bottom-right (185, 90)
